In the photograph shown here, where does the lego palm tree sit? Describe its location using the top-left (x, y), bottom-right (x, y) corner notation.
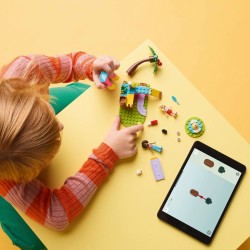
top-left (126, 46), bottom-right (162, 75)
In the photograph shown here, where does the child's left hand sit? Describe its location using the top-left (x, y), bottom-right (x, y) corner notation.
top-left (92, 55), bottom-right (120, 89)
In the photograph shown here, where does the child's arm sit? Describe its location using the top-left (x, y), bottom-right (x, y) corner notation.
top-left (0, 143), bottom-right (118, 231)
top-left (0, 52), bottom-right (95, 84)
top-left (0, 117), bottom-right (143, 231)
top-left (0, 53), bottom-right (120, 89)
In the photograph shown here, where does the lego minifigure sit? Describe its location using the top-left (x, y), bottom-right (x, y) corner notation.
top-left (160, 105), bottom-right (177, 118)
top-left (141, 140), bottom-right (162, 153)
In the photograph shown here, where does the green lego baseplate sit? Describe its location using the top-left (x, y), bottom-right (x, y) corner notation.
top-left (120, 95), bottom-right (148, 127)
top-left (119, 81), bottom-right (162, 127)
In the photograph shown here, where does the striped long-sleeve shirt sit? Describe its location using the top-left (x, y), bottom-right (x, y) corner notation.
top-left (0, 52), bottom-right (119, 230)
top-left (0, 52), bottom-right (95, 83)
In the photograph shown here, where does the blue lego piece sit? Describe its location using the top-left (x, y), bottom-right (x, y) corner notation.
top-left (121, 83), bottom-right (136, 95)
top-left (135, 86), bottom-right (151, 95)
top-left (99, 71), bottom-right (108, 83)
top-left (151, 144), bottom-right (163, 153)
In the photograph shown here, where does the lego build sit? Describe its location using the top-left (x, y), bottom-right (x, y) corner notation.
top-left (119, 81), bottom-right (162, 126)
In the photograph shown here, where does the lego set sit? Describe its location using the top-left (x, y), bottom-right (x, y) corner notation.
top-left (99, 45), bottom-right (205, 182)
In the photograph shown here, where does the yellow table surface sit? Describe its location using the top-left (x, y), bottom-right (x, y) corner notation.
top-left (12, 40), bottom-right (249, 250)
top-left (1, 2), bottom-right (249, 248)
top-left (1, 0), bottom-right (250, 145)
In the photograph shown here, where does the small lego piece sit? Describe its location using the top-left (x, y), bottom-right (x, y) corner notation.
top-left (177, 138), bottom-right (181, 142)
top-left (136, 169), bottom-right (143, 176)
top-left (162, 129), bottom-right (167, 135)
top-left (141, 140), bottom-right (162, 153)
top-left (99, 71), bottom-right (119, 90)
top-left (126, 94), bottom-right (135, 108)
top-left (147, 120), bottom-right (158, 126)
top-left (151, 89), bottom-right (162, 99)
top-left (150, 157), bottom-right (164, 181)
top-left (177, 131), bottom-right (180, 136)
top-left (171, 95), bottom-right (180, 105)
top-left (160, 105), bottom-right (177, 118)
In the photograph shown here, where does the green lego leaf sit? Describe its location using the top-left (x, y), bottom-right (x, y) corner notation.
top-left (153, 63), bottom-right (158, 74)
top-left (148, 46), bottom-right (156, 56)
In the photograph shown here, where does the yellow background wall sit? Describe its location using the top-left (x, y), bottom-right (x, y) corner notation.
top-left (0, 1), bottom-right (249, 249)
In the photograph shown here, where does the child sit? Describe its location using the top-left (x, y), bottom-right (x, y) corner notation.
top-left (0, 52), bottom-right (143, 231)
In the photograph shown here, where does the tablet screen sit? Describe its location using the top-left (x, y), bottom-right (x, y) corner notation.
top-left (157, 141), bottom-right (246, 244)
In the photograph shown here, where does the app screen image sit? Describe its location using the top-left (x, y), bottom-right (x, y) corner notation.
top-left (162, 148), bottom-right (241, 236)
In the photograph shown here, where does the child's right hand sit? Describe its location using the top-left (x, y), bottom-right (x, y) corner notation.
top-left (104, 116), bottom-right (144, 159)
top-left (92, 55), bottom-right (120, 89)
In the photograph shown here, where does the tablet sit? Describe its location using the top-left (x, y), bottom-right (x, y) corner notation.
top-left (157, 141), bottom-right (246, 244)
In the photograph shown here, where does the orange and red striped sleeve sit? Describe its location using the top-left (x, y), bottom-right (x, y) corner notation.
top-left (0, 143), bottom-right (119, 231)
top-left (0, 52), bottom-right (96, 84)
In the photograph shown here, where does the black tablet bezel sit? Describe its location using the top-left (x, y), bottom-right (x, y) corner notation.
top-left (157, 141), bottom-right (246, 245)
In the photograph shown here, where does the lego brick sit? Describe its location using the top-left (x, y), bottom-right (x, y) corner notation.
top-left (150, 157), bottom-right (164, 181)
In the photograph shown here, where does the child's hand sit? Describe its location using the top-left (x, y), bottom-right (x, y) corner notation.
top-left (92, 55), bottom-right (120, 89)
top-left (104, 116), bottom-right (144, 159)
